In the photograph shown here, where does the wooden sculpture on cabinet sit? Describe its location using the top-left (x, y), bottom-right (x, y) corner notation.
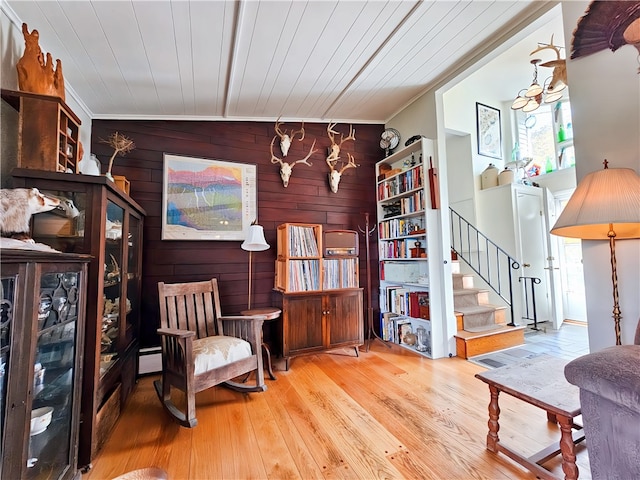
top-left (16, 23), bottom-right (65, 100)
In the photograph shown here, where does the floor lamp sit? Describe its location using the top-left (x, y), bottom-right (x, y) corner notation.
top-left (550, 161), bottom-right (640, 345)
top-left (241, 222), bottom-right (270, 310)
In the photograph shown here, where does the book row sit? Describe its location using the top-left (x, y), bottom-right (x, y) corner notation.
top-left (377, 164), bottom-right (424, 201)
top-left (378, 217), bottom-right (425, 239)
top-left (380, 313), bottom-right (432, 355)
top-left (287, 225), bottom-right (320, 257)
top-left (286, 259), bottom-right (320, 291)
top-left (322, 258), bottom-right (358, 290)
top-left (381, 286), bottom-right (430, 319)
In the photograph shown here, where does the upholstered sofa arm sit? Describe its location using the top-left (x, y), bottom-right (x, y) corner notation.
top-left (565, 345), bottom-right (640, 414)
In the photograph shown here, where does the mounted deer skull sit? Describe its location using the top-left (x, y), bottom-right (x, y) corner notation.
top-left (270, 136), bottom-right (317, 188)
top-left (327, 152), bottom-right (358, 193)
top-left (531, 35), bottom-right (567, 94)
top-left (274, 117), bottom-right (305, 157)
top-left (325, 122), bottom-right (358, 193)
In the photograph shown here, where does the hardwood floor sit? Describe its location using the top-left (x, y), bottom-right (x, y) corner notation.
top-left (84, 341), bottom-right (589, 479)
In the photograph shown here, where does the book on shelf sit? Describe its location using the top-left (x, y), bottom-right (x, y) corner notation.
top-left (408, 291), bottom-right (430, 319)
top-left (380, 312), bottom-right (399, 341)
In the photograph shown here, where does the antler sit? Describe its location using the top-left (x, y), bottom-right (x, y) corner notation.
top-left (338, 153), bottom-right (358, 174)
top-left (326, 122), bottom-right (356, 163)
top-left (531, 35), bottom-right (567, 93)
top-left (270, 136), bottom-right (317, 187)
top-left (275, 117), bottom-right (305, 156)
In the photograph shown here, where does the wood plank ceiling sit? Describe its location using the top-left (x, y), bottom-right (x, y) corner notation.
top-left (4, 0), bottom-right (544, 123)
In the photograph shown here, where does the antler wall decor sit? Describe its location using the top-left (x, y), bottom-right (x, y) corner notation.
top-left (274, 118), bottom-right (305, 156)
top-left (531, 35), bottom-right (567, 94)
top-left (325, 122), bottom-right (358, 193)
top-left (270, 134), bottom-right (317, 188)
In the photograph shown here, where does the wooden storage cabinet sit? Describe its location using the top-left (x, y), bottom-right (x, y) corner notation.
top-left (1, 89), bottom-right (81, 174)
top-left (376, 138), bottom-right (454, 359)
top-left (11, 169), bottom-right (145, 469)
top-left (273, 289), bottom-right (364, 368)
top-left (0, 250), bottom-right (89, 480)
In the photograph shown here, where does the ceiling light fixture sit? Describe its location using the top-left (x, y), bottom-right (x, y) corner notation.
top-left (512, 44), bottom-right (568, 112)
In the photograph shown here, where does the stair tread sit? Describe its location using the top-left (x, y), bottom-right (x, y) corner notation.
top-left (453, 287), bottom-right (488, 295)
top-left (455, 325), bottom-right (525, 339)
top-left (455, 304), bottom-right (506, 314)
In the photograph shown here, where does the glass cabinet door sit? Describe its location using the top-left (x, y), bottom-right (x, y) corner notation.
top-left (29, 268), bottom-right (82, 479)
top-left (0, 275), bottom-right (15, 446)
top-left (101, 200), bottom-right (124, 377)
top-left (125, 215), bottom-right (141, 346)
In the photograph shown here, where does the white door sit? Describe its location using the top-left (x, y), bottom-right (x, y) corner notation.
top-left (543, 188), bottom-right (564, 330)
top-left (515, 190), bottom-right (551, 324)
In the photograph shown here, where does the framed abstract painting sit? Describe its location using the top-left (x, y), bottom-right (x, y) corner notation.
top-left (162, 153), bottom-right (257, 241)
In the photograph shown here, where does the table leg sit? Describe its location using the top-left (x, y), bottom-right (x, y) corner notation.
top-left (486, 385), bottom-right (501, 452)
top-left (557, 414), bottom-right (579, 480)
top-left (262, 343), bottom-right (277, 380)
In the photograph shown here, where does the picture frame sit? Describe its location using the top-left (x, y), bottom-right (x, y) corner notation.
top-left (162, 153), bottom-right (257, 241)
top-left (476, 102), bottom-right (502, 159)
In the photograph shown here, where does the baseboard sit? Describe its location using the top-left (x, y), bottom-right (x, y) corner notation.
top-left (138, 347), bottom-right (162, 375)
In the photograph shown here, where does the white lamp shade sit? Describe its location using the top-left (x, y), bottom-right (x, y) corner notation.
top-left (511, 95), bottom-right (528, 110)
top-left (551, 167), bottom-right (640, 240)
top-left (525, 83), bottom-right (543, 98)
top-left (522, 98), bottom-right (540, 112)
top-left (241, 224), bottom-right (270, 251)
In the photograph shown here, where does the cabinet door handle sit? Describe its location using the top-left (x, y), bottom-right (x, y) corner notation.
top-left (523, 263), bottom-right (531, 268)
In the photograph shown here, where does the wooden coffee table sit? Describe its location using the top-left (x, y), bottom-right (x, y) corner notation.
top-left (475, 354), bottom-right (584, 480)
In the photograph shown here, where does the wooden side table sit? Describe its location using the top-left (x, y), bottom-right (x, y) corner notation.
top-left (475, 355), bottom-right (584, 480)
top-left (241, 307), bottom-right (281, 380)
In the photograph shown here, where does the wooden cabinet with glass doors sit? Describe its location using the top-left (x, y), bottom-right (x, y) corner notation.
top-left (1, 250), bottom-right (89, 480)
top-left (11, 168), bottom-right (145, 469)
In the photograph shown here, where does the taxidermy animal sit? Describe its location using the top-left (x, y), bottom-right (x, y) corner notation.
top-left (16, 23), bottom-right (65, 100)
top-left (571, 1), bottom-right (640, 71)
top-left (0, 188), bottom-right (60, 241)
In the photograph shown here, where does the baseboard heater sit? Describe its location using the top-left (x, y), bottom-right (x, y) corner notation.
top-left (138, 346), bottom-right (162, 375)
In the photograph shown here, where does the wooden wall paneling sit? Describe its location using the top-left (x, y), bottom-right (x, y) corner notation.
top-left (91, 120), bottom-right (383, 349)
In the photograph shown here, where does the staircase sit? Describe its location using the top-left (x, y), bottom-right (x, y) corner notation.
top-left (452, 260), bottom-right (525, 359)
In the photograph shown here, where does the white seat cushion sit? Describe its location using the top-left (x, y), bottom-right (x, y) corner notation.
top-left (192, 335), bottom-right (253, 375)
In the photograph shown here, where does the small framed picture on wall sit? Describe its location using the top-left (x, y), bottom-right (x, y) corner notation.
top-left (476, 102), bottom-right (502, 159)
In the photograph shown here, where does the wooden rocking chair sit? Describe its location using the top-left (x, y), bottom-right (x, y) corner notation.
top-left (154, 278), bottom-right (267, 427)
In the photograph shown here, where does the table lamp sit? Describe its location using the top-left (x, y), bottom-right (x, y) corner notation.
top-left (550, 161), bottom-right (640, 345)
top-left (241, 222), bottom-right (270, 310)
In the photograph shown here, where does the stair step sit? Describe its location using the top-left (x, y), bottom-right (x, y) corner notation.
top-left (456, 304), bottom-right (507, 331)
top-left (452, 272), bottom-right (474, 290)
top-left (454, 325), bottom-right (526, 359)
top-left (453, 288), bottom-right (489, 307)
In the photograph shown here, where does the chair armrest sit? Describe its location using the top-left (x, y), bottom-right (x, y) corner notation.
top-left (157, 327), bottom-right (196, 339)
top-left (156, 327), bottom-right (196, 377)
top-left (220, 315), bottom-right (266, 352)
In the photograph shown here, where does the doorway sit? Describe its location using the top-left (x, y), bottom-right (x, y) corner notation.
top-left (554, 193), bottom-right (587, 322)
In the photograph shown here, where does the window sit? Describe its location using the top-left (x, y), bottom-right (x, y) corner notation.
top-left (515, 99), bottom-right (574, 177)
